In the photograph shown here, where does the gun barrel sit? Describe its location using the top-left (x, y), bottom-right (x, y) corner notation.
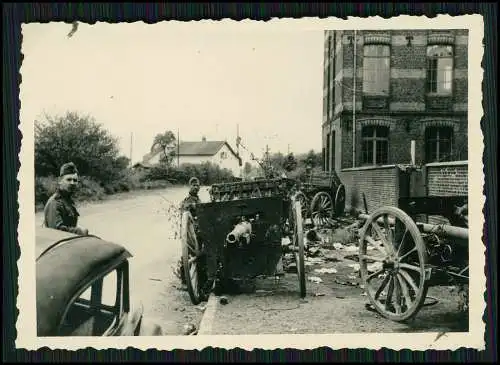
top-left (226, 221), bottom-right (252, 245)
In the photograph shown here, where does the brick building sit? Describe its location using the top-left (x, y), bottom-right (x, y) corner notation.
top-left (321, 29), bottom-right (469, 213)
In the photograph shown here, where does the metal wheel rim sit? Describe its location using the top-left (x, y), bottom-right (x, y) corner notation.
top-left (359, 206), bottom-right (429, 322)
top-left (310, 192), bottom-right (334, 227)
top-left (181, 211), bottom-right (205, 305)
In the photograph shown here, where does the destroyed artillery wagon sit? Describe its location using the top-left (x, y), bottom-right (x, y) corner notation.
top-left (180, 178), bottom-right (306, 305)
top-left (293, 170), bottom-right (346, 228)
top-left (357, 195), bottom-right (469, 322)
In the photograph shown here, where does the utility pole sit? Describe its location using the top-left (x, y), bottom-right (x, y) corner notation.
top-left (236, 124), bottom-right (240, 157)
top-left (129, 132), bottom-right (133, 166)
top-left (177, 128), bottom-right (180, 167)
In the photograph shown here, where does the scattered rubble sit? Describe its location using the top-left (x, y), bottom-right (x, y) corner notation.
top-left (314, 268), bottom-right (337, 274)
top-left (219, 296), bottom-right (229, 305)
top-left (183, 323), bottom-right (197, 335)
top-left (308, 276), bottom-right (323, 284)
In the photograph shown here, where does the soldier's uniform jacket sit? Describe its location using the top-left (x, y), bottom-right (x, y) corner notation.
top-left (43, 190), bottom-right (81, 234)
top-left (180, 193), bottom-right (201, 212)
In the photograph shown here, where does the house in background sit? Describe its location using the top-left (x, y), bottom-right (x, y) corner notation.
top-left (321, 29), bottom-right (469, 214)
top-left (142, 137), bottom-right (243, 177)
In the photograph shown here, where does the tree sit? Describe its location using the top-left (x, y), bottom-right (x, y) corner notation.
top-left (283, 152), bottom-right (298, 172)
top-left (243, 161), bottom-right (253, 176)
top-left (35, 111), bottom-right (126, 183)
top-left (151, 130), bottom-right (176, 166)
top-left (304, 149), bottom-right (321, 168)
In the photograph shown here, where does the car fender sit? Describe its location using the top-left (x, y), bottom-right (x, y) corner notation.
top-left (113, 302), bottom-right (144, 336)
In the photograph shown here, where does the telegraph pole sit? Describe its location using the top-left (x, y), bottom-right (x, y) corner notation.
top-left (177, 128), bottom-right (180, 167)
top-left (129, 132), bottom-right (133, 166)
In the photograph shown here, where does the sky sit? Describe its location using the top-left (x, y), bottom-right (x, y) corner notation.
top-left (20, 22), bottom-right (324, 164)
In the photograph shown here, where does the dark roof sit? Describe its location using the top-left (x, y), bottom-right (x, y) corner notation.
top-left (36, 227), bottom-right (132, 336)
top-left (177, 141), bottom-right (226, 156)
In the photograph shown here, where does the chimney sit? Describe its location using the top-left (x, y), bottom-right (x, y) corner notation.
top-left (202, 136), bottom-right (207, 142)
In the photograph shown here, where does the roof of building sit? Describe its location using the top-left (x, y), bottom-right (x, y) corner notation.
top-left (36, 227), bottom-right (132, 336)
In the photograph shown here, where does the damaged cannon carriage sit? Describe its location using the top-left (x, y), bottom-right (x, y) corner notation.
top-left (356, 194), bottom-right (469, 322)
top-left (180, 178), bottom-right (306, 305)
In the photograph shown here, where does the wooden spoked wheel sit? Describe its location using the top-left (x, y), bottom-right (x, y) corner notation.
top-left (290, 200), bottom-right (306, 298)
top-left (181, 210), bottom-right (208, 305)
top-left (334, 184), bottom-right (346, 217)
top-left (310, 191), bottom-right (334, 227)
top-left (293, 191), bottom-right (309, 220)
top-left (359, 206), bottom-right (429, 322)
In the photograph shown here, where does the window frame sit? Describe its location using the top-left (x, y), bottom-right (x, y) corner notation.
top-left (426, 44), bottom-right (454, 95)
top-left (57, 261), bottom-right (130, 336)
top-left (424, 126), bottom-right (454, 163)
top-left (362, 44), bottom-right (391, 97)
top-left (361, 125), bottom-right (390, 166)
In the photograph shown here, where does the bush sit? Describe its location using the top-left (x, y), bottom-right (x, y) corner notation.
top-left (35, 175), bottom-right (106, 208)
top-left (141, 162), bottom-right (235, 185)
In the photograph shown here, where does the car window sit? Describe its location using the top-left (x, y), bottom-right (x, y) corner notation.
top-left (79, 286), bottom-right (92, 301)
top-left (101, 269), bottom-right (117, 307)
top-left (58, 267), bottom-right (123, 336)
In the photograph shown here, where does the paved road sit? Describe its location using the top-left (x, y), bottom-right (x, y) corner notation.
top-left (35, 186), bottom-right (212, 335)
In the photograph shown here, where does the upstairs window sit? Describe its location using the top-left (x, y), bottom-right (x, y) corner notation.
top-left (426, 45), bottom-right (454, 95)
top-left (425, 126), bottom-right (454, 162)
top-left (361, 126), bottom-right (389, 165)
top-left (363, 45), bottom-right (390, 96)
top-left (220, 151), bottom-right (227, 159)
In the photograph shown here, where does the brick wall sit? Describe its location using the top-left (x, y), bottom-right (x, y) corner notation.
top-left (425, 161), bottom-right (468, 224)
top-left (426, 161), bottom-right (468, 196)
top-left (339, 165), bottom-right (399, 213)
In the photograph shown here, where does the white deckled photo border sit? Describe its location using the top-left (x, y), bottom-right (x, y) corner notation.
top-left (16, 14), bottom-right (486, 351)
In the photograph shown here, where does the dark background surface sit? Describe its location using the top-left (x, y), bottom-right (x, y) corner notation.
top-left (3, 2), bottom-right (497, 363)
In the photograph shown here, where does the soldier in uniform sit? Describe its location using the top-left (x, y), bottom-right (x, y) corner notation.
top-left (43, 162), bottom-right (89, 236)
top-left (174, 177), bottom-right (201, 284)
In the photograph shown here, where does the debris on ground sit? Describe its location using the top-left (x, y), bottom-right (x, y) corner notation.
top-left (314, 293), bottom-right (325, 297)
top-left (306, 229), bottom-right (321, 242)
top-left (255, 289), bottom-right (273, 295)
top-left (196, 304), bottom-right (207, 312)
top-left (308, 247), bottom-right (321, 257)
top-left (219, 296), bottom-right (229, 305)
top-left (305, 257), bottom-right (324, 266)
top-left (314, 267), bottom-right (337, 274)
top-left (333, 242), bottom-right (344, 250)
top-left (367, 262), bottom-right (383, 273)
top-left (183, 323), bottom-right (197, 335)
top-left (348, 263), bottom-right (361, 272)
top-left (344, 245), bottom-right (359, 252)
top-left (308, 276), bottom-right (323, 284)
top-left (285, 262), bottom-right (297, 273)
top-left (344, 254), bottom-right (359, 262)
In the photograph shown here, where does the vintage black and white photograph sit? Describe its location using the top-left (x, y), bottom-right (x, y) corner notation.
top-left (17, 15), bottom-right (485, 351)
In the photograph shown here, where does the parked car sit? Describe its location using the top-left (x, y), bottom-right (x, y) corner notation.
top-left (36, 227), bottom-right (163, 337)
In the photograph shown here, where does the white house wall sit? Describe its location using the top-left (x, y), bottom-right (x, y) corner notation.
top-left (175, 144), bottom-right (241, 177)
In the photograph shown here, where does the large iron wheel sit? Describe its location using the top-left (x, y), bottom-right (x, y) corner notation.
top-left (334, 184), bottom-right (346, 217)
top-left (310, 191), bottom-right (334, 227)
top-left (290, 200), bottom-right (306, 298)
top-left (181, 211), bottom-right (209, 305)
top-left (359, 206), bottom-right (429, 322)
